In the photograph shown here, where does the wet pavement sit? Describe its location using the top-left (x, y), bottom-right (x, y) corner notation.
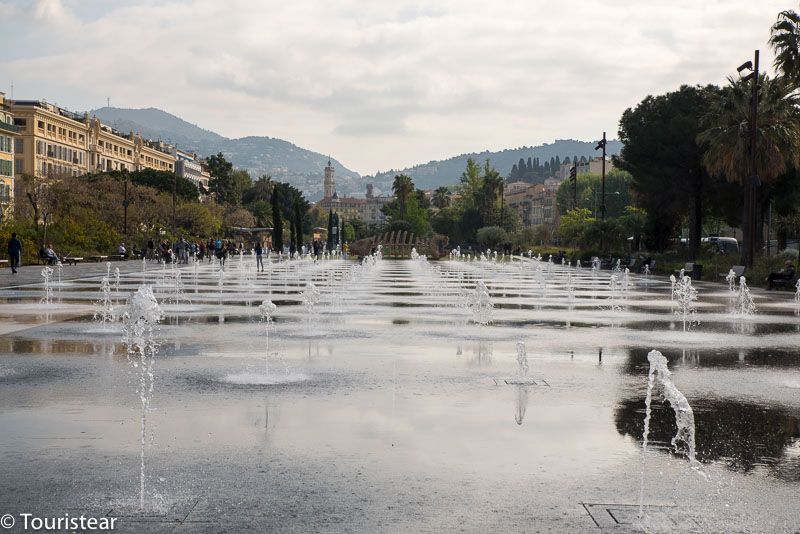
top-left (0, 256), bottom-right (798, 532)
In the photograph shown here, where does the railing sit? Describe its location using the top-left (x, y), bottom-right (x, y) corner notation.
top-left (0, 122), bottom-right (18, 134)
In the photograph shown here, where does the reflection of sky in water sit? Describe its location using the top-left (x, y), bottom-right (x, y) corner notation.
top-left (1, 258), bottom-right (800, 529)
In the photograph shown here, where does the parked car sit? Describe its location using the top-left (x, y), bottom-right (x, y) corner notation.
top-left (702, 236), bottom-right (739, 255)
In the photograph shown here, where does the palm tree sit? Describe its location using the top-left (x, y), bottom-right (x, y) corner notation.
top-left (392, 174), bottom-right (414, 219)
top-left (698, 75), bottom-right (800, 263)
top-left (770, 8), bottom-right (800, 82)
top-left (432, 186), bottom-right (451, 209)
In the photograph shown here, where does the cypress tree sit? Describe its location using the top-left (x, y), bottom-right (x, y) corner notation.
top-left (294, 201), bottom-right (303, 252)
top-left (510, 163), bottom-right (518, 179)
top-left (526, 157), bottom-right (533, 172)
top-left (271, 186), bottom-right (283, 253)
top-left (289, 213), bottom-right (296, 254)
top-left (327, 209), bottom-right (334, 251)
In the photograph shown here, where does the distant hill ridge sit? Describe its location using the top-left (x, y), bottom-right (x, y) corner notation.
top-left (89, 107), bottom-right (622, 197)
top-left (368, 139), bottom-right (623, 190)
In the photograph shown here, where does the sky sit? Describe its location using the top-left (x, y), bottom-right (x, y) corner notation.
top-left (0, 0), bottom-right (791, 175)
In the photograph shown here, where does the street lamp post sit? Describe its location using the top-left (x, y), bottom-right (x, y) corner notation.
top-left (595, 132), bottom-right (607, 220)
top-left (737, 51), bottom-right (760, 268)
top-left (122, 171), bottom-right (130, 239)
top-left (171, 172), bottom-right (177, 247)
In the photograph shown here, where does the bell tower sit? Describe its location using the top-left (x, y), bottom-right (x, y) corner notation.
top-left (323, 158), bottom-right (335, 199)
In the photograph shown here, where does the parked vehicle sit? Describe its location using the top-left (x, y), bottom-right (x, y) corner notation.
top-left (702, 236), bottom-right (739, 255)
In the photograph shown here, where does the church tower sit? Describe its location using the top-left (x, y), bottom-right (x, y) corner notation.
top-left (323, 158), bottom-right (335, 199)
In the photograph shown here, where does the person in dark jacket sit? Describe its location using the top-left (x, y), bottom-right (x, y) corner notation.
top-left (767, 260), bottom-right (796, 290)
top-left (7, 233), bottom-right (22, 274)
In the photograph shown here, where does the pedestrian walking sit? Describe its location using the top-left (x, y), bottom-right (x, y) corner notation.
top-left (7, 232), bottom-right (22, 274)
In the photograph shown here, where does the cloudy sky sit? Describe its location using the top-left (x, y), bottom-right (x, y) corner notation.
top-left (0, 0), bottom-right (790, 174)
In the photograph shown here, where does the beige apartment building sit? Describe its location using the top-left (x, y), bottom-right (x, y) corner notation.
top-left (504, 181), bottom-right (559, 231)
top-left (0, 93), bottom-right (16, 216)
top-left (9, 100), bottom-right (175, 180)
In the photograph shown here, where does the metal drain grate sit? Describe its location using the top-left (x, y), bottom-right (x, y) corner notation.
top-left (109, 498), bottom-right (200, 524)
top-left (491, 377), bottom-right (549, 386)
top-left (582, 503), bottom-right (700, 530)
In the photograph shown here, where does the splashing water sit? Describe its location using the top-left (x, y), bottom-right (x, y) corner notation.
top-left (640, 350), bottom-right (703, 516)
top-left (468, 280), bottom-right (494, 325)
top-left (40, 267), bottom-right (54, 306)
top-left (733, 276), bottom-right (756, 317)
top-left (725, 269), bottom-right (737, 292)
top-left (93, 276), bottom-right (115, 329)
top-left (122, 286), bottom-right (164, 510)
top-left (673, 276), bottom-right (699, 332)
top-left (795, 279), bottom-right (800, 308)
top-left (302, 282), bottom-right (321, 319)
top-left (669, 274), bottom-right (677, 302)
top-left (114, 267), bottom-right (121, 294)
top-left (259, 299), bottom-right (277, 376)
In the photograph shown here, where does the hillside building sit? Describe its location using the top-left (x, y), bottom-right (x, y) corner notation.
top-left (317, 159), bottom-right (392, 225)
top-left (504, 181), bottom-right (559, 232)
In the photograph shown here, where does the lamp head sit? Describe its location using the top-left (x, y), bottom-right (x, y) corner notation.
top-left (737, 61), bottom-right (753, 73)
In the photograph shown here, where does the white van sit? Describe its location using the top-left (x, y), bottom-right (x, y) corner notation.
top-left (702, 236), bottom-right (739, 255)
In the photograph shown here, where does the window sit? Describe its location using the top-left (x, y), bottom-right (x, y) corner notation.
top-left (37, 120), bottom-right (45, 130)
top-left (16, 158), bottom-right (24, 173)
top-left (14, 139), bottom-right (23, 153)
top-left (13, 118), bottom-right (26, 127)
top-left (0, 160), bottom-right (11, 176)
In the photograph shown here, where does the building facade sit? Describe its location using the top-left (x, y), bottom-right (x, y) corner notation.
top-left (0, 93), bottom-right (16, 216)
top-left (8, 99), bottom-right (176, 180)
top-left (576, 156), bottom-right (614, 176)
top-left (317, 161), bottom-right (391, 225)
top-left (175, 149), bottom-right (209, 191)
top-left (504, 181), bottom-right (559, 231)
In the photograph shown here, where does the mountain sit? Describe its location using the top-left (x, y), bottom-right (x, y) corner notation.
top-left (368, 139), bottom-right (623, 192)
top-left (89, 107), bottom-right (361, 200)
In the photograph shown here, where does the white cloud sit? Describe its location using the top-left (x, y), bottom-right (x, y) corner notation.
top-left (0, 0), bottom-right (790, 174)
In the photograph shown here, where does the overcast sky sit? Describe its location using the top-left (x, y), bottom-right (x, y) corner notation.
top-left (0, 0), bottom-right (790, 175)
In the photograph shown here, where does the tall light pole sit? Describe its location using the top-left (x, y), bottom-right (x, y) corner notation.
top-left (122, 170), bottom-right (130, 239)
top-left (171, 171), bottom-right (177, 246)
top-left (737, 51), bottom-right (760, 268)
top-left (595, 132), bottom-right (607, 220)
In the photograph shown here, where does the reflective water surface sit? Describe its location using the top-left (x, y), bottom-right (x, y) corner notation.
top-left (0, 256), bottom-right (799, 532)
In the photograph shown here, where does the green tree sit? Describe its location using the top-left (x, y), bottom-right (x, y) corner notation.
top-left (557, 208), bottom-right (595, 248)
top-left (342, 222), bottom-right (355, 242)
top-left (271, 185), bottom-right (283, 252)
top-left (476, 226), bottom-right (510, 250)
top-left (327, 209), bottom-right (334, 250)
top-left (618, 85), bottom-right (725, 254)
top-left (207, 153), bottom-right (250, 205)
top-left (698, 75), bottom-right (800, 260)
top-left (770, 8), bottom-right (800, 83)
top-left (392, 174), bottom-right (414, 219)
top-left (432, 186), bottom-right (451, 209)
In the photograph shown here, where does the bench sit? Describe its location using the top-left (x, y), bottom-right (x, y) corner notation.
top-left (772, 276), bottom-right (797, 290)
top-left (719, 265), bottom-right (745, 281)
top-left (87, 255), bottom-right (109, 263)
top-left (109, 254), bottom-right (127, 261)
top-left (0, 260), bottom-right (7, 266)
top-left (63, 256), bottom-right (83, 266)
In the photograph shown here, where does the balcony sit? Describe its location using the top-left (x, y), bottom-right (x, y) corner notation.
top-left (0, 122), bottom-right (18, 134)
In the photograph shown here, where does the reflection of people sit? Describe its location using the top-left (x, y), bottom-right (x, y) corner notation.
top-left (767, 260), bottom-right (796, 290)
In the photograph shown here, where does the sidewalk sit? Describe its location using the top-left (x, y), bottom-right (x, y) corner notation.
top-left (0, 259), bottom-right (160, 289)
